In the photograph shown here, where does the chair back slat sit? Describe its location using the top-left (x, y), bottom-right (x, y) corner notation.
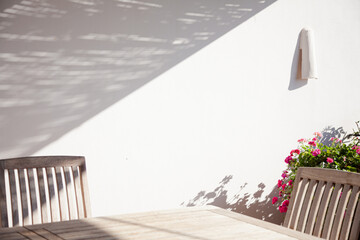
top-left (0, 168), bottom-right (6, 227)
top-left (37, 168), bottom-right (49, 224)
top-left (56, 166), bottom-right (69, 221)
top-left (284, 167), bottom-right (360, 240)
top-left (348, 198), bottom-right (360, 240)
top-left (340, 186), bottom-right (359, 240)
top-left (304, 180), bottom-right (325, 234)
top-left (18, 169), bottom-right (30, 226)
top-left (0, 156), bottom-right (91, 228)
top-left (64, 167), bottom-right (77, 220)
top-left (28, 168), bottom-right (40, 225)
top-left (73, 166), bottom-right (85, 219)
top-left (8, 169), bottom-right (17, 227)
top-left (79, 163), bottom-right (91, 218)
top-left (46, 167), bottom-right (60, 222)
top-left (322, 183), bottom-right (342, 239)
top-left (296, 179), bottom-right (317, 232)
top-left (313, 181), bottom-right (334, 236)
top-left (290, 178), bottom-right (310, 230)
top-left (330, 185), bottom-right (351, 240)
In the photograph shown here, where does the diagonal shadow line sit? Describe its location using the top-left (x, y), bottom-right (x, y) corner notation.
top-left (0, 0), bottom-right (278, 157)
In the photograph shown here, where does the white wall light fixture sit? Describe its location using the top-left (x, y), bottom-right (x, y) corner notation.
top-left (298, 28), bottom-right (318, 80)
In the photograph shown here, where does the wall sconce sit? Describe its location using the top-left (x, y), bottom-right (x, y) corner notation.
top-left (297, 28), bottom-right (318, 80)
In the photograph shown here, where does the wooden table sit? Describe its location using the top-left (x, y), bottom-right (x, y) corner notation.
top-left (0, 206), bottom-right (322, 240)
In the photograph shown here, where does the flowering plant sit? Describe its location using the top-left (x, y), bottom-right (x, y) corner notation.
top-left (272, 127), bottom-right (360, 213)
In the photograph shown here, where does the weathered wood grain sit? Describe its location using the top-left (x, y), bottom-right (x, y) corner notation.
top-left (284, 167), bottom-right (360, 240)
top-left (0, 156), bottom-right (91, 228)
top-left (0, 207), bottom-right (322, 240)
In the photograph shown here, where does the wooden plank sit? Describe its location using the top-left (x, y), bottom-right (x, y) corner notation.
top-left (23, 169), bottom-right (32, 226)
top-left (14, 169), bottom-right (24, 227)
top-left (313, 181), bottom-right (333, 237)
top-left (19, 230), bottom-right (48, 240)
top-left (209, 208), bottom-right (322, 240)
top-left (36, 168), bottom-right (48, 224)
top-left (349, 195), bottom-right (360, 240)
top-left (45, 209), bottom-right (318, 240)
top-left (64, 167), bottom-right (77, 220)
top-left (55, 167), bottom-right (69, 221)
top-left (27, 207), bottom-right (217, 232)
top-left (72, 166), bottom-right (85, 219)
top-left (28, 169), bottom-right (40, 225)
top-left (9, 169), bottom-right (18, 227)
top-left (296, 167), bottom-right (360, 187)
top-left (304, 180), bottom-right (325, 235)
top-left (0, 167), bottom-right (7, 227)
top-left (0, 156), bottom-right (85, 170)
top-left (340, 186), bottom-right (360, 240)
top-left (289, 178), bottom-right (309, 230)
top-left (18, 169), bottom-right (30, 226)
top-left (1, 207), bottom-right (323, 240)
top-left (284, 174), bottom-right (302, 228)
top-left (296, 179), bottom-right (317, 232)
top-left (31, 229), bottom-right (63, 240)
top-left (0, 232), bottom-right (28, 240)
top-left (79, 163), bottom-right (91, 218)
top-left (46, 167), bottom-right (60, 223)
top-left (321, 183), bottom-right (342, 239)
top-left (329, 184), bottom-right (351, 240)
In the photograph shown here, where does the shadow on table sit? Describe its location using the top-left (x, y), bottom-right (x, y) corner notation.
top-left (24, 214), bottom-right (215, 240)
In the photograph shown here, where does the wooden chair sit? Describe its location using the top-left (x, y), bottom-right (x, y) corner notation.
top-left (0, 156), bottom-right (91, 228)
top-left (284, 167), bottom-right (360, 240)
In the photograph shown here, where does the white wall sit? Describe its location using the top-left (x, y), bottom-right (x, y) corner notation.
top-left (2, 0), bottom-right (360, 224)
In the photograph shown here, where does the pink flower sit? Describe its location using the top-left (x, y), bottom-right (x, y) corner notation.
top-left (279, 205), bottom-right (288, 213)
top-left (311, 149), bottom-right (321, 157)
top-left (272, 197), bottom-right (278, 204)
top-left (288, 180), bottom-right (293, 186)
top-left (330, 137), bottom-right (335, 141)
top-left (343, 156), bottom-right (346, 161)
top-left (277, 180), bottom-right (282, 188)
top-left (357, 149), bottom-right (360, 154)
top-left (284, 155), bottom-right (292, 164)
top-left (282, 200), bottom-right (290, 207)
top-left (312, 137), bottom-right (317, 141)
top-left (281, 184), bottom-right (286, 190)
top-left (281, 173), bottom-right (287, 178)
top-left (327, 157), bottom-right (334, 164)
top-left (308, 141), bottom-right (316, 147)
top-left (290, 149), bottom-right (300, 155)
top-left (297, 138), bottom-right (305, 143)
top-left (314, 132), bottom-right (322, 138)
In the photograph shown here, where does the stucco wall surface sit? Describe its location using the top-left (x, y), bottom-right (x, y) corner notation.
top-left (1, 0), bottom-right (360, 224)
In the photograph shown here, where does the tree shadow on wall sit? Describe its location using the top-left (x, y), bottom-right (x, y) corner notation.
top-left (0, 0), bottom-right (277, 157)
top-left (181, 126), bottom-right (351, 225)
top-left (320, 126), bottom-right (346, 146)
top-left (182, 176), bottom-right (285, 225)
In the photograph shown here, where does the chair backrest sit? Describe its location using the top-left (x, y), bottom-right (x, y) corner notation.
top-left (284, 167), bottom-right (360, 240)
top-left (0, 156), bottom-right (91, 228)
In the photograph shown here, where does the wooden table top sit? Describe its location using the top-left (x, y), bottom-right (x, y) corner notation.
top-left (0, 206), bottom-right (322, 240)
